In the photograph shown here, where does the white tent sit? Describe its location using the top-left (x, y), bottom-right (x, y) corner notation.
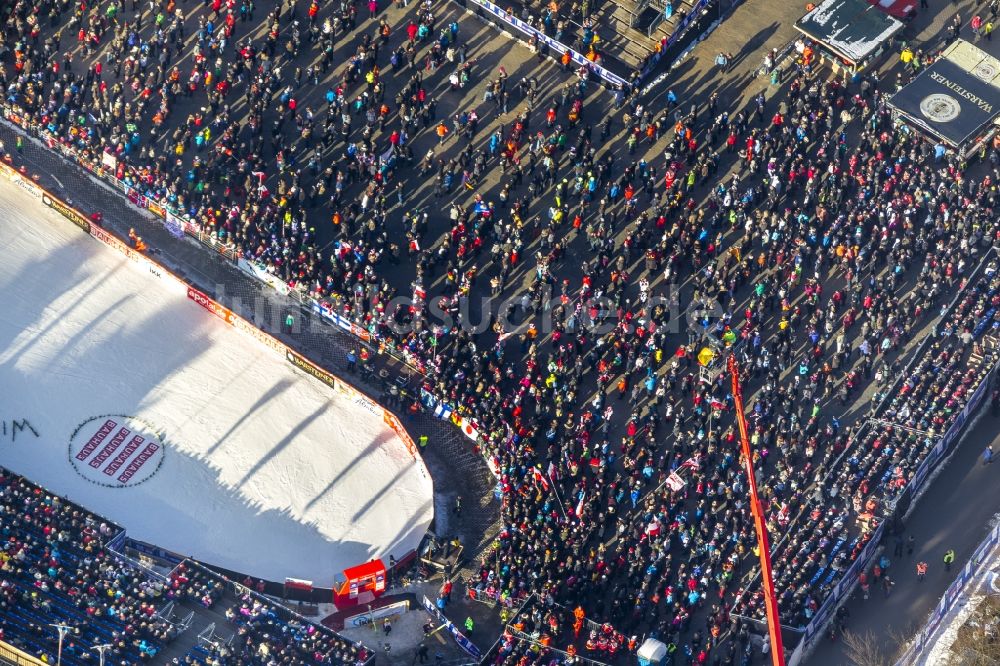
top-left (637, 637), bottom-right (668, 666)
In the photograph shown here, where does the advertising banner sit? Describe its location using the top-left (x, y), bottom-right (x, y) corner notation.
top-left (383, 411), bottom-right (416, 457)
top-left (287, 349), bottom-right (337, 390)
top-left (91, 223), bottom-right (144, 264)
top-left (164, 210), bottom-right (186, 238)
top-left (343, 600), bottom-right (409, 628)
top-left (421, 595), bottom-right (482, 659)
top-left (42, 192), bottom-right (90, 233)
top-left (231, 315), bottom-right (286, 354)
top-left (238, 258), bottom-right (291, 295)
top-left (466, 0), bottom-right (627, 88)
top-left (889, 57), bottom-right (1000, 147)
top-left (666, 0), bottom-right (708, 51)
top-left (187, 286), bottom-right (235, 325)
top-left (8, 171), bottom-right (43, 200)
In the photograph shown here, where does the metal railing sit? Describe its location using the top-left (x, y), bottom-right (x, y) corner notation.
top-left (894, 520), bottom-right (1000, 664)
top-left (0, 642), bottom-right (46, 666)
top-left (631, 0), bottom-right (650, 27)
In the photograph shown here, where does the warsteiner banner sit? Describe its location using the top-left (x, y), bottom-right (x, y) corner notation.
top-left (889, 57), bottom-right (1000, 147)
top-left (42, 193), bottom-right (91, 233)
top-left (286, 349), bottom-right (337, 390)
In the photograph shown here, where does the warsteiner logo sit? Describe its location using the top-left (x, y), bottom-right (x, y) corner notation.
top-left (920, 93), bottom-right (962, 123)
top-left (928, 72), bottom-right (992, 114)
top-left (286, 350), bottom-right (337, 389)
top-left (42, 193), bottom-right (91, 233)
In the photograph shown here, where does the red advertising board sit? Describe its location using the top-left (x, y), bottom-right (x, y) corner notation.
top-left (186, 286), bottom-right (234, 324)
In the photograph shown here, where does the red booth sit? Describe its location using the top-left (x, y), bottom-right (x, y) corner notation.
top-left (333, 560), bottom-right (387, 608)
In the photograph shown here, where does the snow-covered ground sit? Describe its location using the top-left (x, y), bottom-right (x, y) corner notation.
top-left (0, 178), bottom-right (433, 585)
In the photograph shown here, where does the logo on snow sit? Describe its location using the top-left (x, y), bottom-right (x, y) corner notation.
top-left (974, 62), bottom-right (998, 82)
top-left (920, 94), bottom-right (961, 123)
top-left (68, 415), bottom-right (166, 488)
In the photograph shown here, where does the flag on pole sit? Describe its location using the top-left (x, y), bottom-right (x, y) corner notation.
top-left (665, 472), bottom-right (686, 492)
top-left (678, 455), bottom-right (701, 472)
top-left (532, 466), bottom-right (550, 491)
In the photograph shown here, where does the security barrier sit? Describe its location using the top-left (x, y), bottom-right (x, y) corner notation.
top-left (0, 642), bottom-right (47, 666)
top-left (894, 521), bottom-right (1000, 663)
top-left (787, 358), bottom-right (1000, 665)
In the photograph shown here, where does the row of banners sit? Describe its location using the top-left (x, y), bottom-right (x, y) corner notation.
top-left (0, 101), bottom-right (484, 463)
top-left (466, 0), bottom-right (627, 87)
top-left (788, 352), bottom-right (999, 664)
top-left (421, 595), bottom-right (482, 659)
top-left (895, 520), bottom-right (1000, 664)
top-left (0, 155), bottom-right (431, 488)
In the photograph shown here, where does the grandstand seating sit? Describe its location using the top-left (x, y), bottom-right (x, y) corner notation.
top-left (0, 469), bottom-right (370, 665)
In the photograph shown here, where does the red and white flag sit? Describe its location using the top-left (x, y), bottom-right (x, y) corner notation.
top-left (665, 472), bottom-right (686, 492)
top-left (678, 455), bottom-right (701, 473)
top-left (285, 577), bottom-right (313, 592)
top-left (532, 466), bottom-right (550, 491)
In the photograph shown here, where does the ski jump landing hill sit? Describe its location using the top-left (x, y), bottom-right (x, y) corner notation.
top-left (0, 163), bottom-right (433, 588)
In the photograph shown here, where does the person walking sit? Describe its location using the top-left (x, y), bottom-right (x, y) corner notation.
top-left (464, 616), bottom-right (474, 634)
top-left (916, 561), bottom-right (928, 581)
top-left (454, 495), bottom-right (462, 516)
top-left (893, 535), bottom-right (904, 558)
top-left (984, 444), bottom-right (994, 464)
top-left (907, 535), bottom-right (916, 556)
top-left (882, 575), bottom-right (894, 598)
top-left (416, 643), bottom-right (429, 663)
top-left (944, 549), bottom-right (956, 571)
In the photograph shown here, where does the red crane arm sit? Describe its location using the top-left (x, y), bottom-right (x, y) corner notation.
top-left (728, 353), bottom-right (786, 666)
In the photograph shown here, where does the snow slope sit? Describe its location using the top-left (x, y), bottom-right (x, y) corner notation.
top-left (0, 178), bottom-right (433, 584)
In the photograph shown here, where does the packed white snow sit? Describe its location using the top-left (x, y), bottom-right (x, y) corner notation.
top-left (0, 178), bottom-right (433, 585)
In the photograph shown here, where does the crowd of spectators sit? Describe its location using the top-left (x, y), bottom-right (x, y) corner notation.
top-left (470, 69), bottom-right (1000, 659)
top-left (165, 562), bottom-right (371, 665)
top-left (0, 468), bottom-right (172, 664)
top-left (0, 467), bottom-right (370, 665)
top-left (2, 0), bottom-right (1000, 664)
